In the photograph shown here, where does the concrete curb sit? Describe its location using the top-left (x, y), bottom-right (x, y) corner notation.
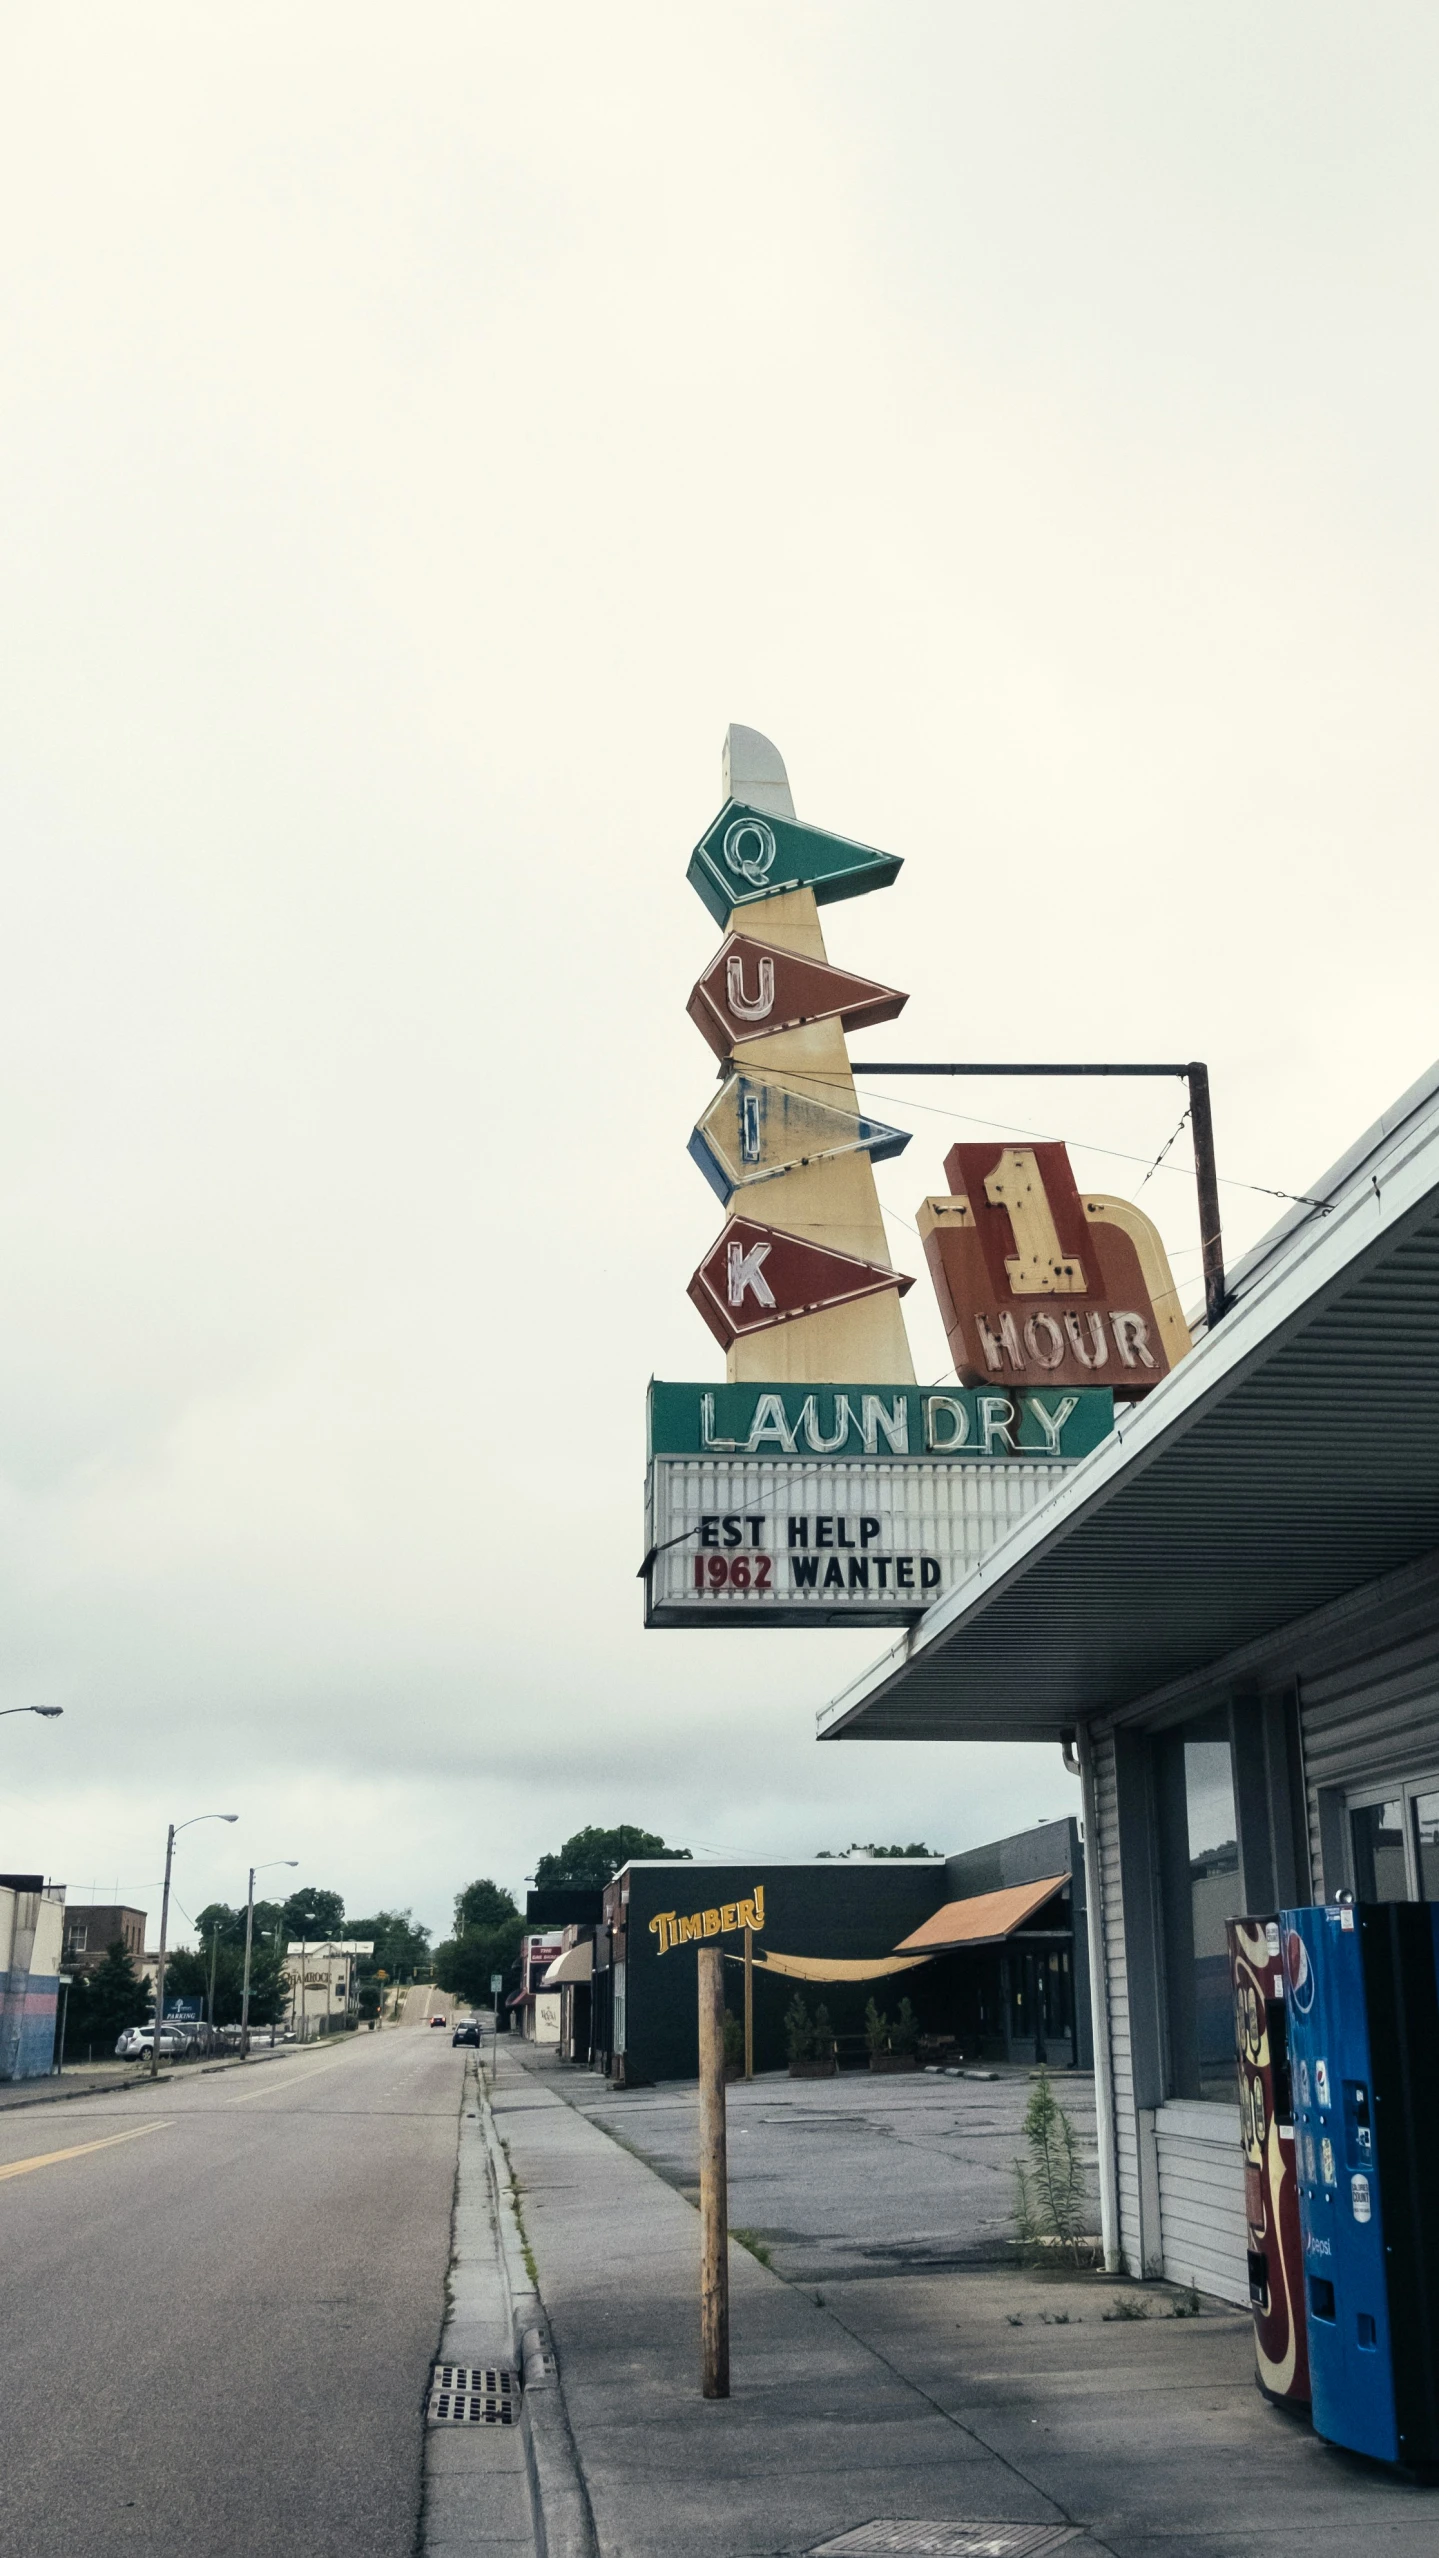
top-left (479, 2055), bottom-right (598, 2558)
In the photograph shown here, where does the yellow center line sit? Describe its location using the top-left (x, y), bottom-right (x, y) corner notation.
top-left (0, 2120), bottom-right (173, 2182)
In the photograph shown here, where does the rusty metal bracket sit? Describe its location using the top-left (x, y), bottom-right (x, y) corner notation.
top-left (849, 1059), bottom-right (1226, 1333)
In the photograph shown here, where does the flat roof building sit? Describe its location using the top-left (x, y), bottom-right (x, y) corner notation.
top-left (588, 1827), bottom-right (1089, 2087)
top-left (62, 1905), bottom-right (145, 1973)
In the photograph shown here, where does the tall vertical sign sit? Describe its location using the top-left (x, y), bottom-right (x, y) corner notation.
top-left (645, 728), bottom-right (1116, 1628)
top-left (684, 727), bottom-right (915, 1384)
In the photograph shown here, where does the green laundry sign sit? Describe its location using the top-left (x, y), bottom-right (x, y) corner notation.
top-left (648, 1380), bottom-right (1113, 1462)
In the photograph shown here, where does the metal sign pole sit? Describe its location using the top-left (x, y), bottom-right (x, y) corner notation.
top-left (850, 1056), bottom-right (1227, 1329)
top-left (697, 1946), bottom-right (730, 2398)
top-left (743, 1927), bottom-right (754, 2082)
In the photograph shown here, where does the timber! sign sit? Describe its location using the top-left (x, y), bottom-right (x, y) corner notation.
top-left (649, 1885), bottom-right (766, 1955)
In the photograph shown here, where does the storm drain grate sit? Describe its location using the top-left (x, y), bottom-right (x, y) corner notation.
top-left (426, 2364), bottom-right (520, 2426)
top-left (809, 2527), bottom-right (1080, 2557)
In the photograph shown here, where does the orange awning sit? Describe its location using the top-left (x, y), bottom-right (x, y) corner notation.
top-left (894, 1874), bottom-right (1068, 1953)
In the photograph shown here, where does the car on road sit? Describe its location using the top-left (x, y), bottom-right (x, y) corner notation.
top-left (429, 2012), bottom-right (447, 2027)
top-left (452, 2020), bottom-right (479, 2046)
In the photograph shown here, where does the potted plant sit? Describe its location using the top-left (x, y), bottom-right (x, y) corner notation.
top-left (785, 1991), bottom-right (837, 2079)
top-left (867, 1994), bottom-right (920, 2073)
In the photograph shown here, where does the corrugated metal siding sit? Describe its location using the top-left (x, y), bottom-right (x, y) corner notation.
top-left (1091, 1725), bottom-right (1142, 2272)
top-left (1154, 2112), bottom-right (1249, 2303)
top-left (1302, 1628), bottom-right (1439, 1896)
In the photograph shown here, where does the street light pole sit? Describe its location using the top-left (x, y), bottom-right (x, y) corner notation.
top-left (151, 1813), bottom-right (238, 2080)
top-left (0, 1705), bottom-right (63, 1720)
top-left (240, 1859), bottom-right (298, 2059)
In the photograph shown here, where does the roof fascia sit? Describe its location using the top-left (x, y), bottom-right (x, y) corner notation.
top-left (1200, 1056), bottom-right (1439, 1325)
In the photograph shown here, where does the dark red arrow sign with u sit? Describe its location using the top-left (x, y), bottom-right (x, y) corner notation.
top-left (686, 934), bottom-right (908, 1061)
top-left (687, 1215), bottom-right (914, 1349)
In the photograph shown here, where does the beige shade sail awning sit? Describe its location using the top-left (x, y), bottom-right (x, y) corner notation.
top-left (541, 1941), bottom-right (594, 1986)
top-left (894, 1875), bottom-right (1068, 1954)
top-left (727, 1948), bottom-right (934, 1984)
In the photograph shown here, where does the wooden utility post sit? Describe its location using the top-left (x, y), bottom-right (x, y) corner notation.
top-left (743, 1927), bottom-right (754, 2081)
top-left (697, 1946), bottom-right (730, 2398)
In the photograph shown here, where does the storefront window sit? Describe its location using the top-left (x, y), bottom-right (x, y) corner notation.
top-left (1350, 1799), bottom-right (1408, 1901)
top-left (1184, 1733), bottom-right (1241, 2096)
top-left (1158, 1710), bottom-right (1243, 2102)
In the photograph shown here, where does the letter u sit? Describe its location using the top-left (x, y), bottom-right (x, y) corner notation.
top-left (1063, 1311), bottom-right (1108, 1369)
top-left (726, 954), bottom-right (775, 1022)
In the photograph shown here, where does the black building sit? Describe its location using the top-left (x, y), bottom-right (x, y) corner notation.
top-left (588, 1822), bottom-right (1088, 2087)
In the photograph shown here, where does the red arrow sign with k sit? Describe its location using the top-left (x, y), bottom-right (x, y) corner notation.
top-left (687, 1216), bottom-right (914, 1348)
top-left (686, 934), bottom-right (908, 1060)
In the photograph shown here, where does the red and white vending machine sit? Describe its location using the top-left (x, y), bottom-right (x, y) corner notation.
top-left (1227, 1915), bottom-right (1310, 2406)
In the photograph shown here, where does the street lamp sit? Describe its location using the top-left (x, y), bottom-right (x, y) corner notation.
top-left (150, 1814), bottom-right (238, 2080)
top-left (0, 1705), bottom-right (63, 1719)
top-left (241, 1861), bottom-right (298, 2059)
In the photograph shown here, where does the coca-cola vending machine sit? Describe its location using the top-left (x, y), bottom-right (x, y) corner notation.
top-left (1227, 1916), bottom-right (1309, 2406)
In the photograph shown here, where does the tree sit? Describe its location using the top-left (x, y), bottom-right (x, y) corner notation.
top-left (433, 1911), bottom-right (523, 2008)
top-left (162, 1937), bottom-right (290, 2027)
top-left (454, 1878), bottom-right (519, 1933)
top-left (280, 1885), bottom-right (346, 1942)
top-left (347, 1909), bottom-right (432, 1981)
top-left (194, 1900), bottom-right (244, 1949)
top-left (816, 1841), bottom-right (938, 1860)
top-left (532, 1826), bottom-right (689, 1891)
top-left (193, 1898), bottom-right (287, 1953)
top-left (64, 1939), bottom-right (151, 2057)
top-left (433, 1877), bottom-right (522, 2010)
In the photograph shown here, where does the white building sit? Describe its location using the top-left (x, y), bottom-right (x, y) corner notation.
top-left (822, 1062), bottom-right (1439, 2304)
top-left (283, 1939), bottom-right (373, 2038)
top-left (513, 1930), bottom-right (563, 2044)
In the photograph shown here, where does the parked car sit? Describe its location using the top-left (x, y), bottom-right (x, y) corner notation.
top-left (115, 2026), bottom-right (188, 2059)
top-left (452, 2020), bottom-right (479, 2047)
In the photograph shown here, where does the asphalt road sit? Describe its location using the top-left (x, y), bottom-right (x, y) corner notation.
top-left (1, 2024), bottom-right (464, 2558)
top-left (399, 1979), bottom-right (452, 2026)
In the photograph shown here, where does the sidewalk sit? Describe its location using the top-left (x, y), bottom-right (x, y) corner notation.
top-left (491, 2041), bottom-right (1437, 2558)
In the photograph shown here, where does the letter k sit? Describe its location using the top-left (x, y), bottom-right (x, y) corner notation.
top-left (727, 1238), bottom-right (775, 1309)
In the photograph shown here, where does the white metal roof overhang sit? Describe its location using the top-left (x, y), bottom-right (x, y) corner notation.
top-left (819, 1064), bottom-right (1439, 1745)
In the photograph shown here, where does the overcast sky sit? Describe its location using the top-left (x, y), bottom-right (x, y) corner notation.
top-left (3, 7), bottom-right (1437, 1944)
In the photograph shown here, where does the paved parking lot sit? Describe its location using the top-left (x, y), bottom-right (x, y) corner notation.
top-left (557, 2056), bottom-right (1101, 2287)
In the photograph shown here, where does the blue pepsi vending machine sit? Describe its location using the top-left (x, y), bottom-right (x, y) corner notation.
top-left (1282, 1902), bottom-right (1439, 2467)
